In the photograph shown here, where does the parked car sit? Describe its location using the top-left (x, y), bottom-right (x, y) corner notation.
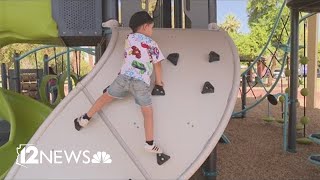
top-left (273, 69), bottom-right (285, 79)
top-left (299, 65), bottom-right (307, 77)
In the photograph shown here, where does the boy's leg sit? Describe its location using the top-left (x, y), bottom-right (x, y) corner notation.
top-left (141, 105), bottom-right (162, 153)
top-left (141, 105), bottom-right (154, 141)
top-left (75, 74), bottom-right (129, 131)
top-left (132, 80), bottom-right (162, 153)
top-left (74, 92), bottom-right (114, 131)
top-left (87, 92), bottom-right (114, 118)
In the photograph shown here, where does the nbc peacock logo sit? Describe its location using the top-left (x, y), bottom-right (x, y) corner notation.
top-left (91, 151), bottom-right (112, 164)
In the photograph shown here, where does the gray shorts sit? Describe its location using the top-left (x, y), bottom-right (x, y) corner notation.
top-left (106, 74), bottom-right (152, 106)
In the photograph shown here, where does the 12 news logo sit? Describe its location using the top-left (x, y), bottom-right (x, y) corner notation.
top-left (16, 144), bottom-right (112, 168)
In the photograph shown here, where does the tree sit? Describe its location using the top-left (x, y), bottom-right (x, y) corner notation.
top-left (0, 44), bottom-right (41, 69)
top-left (247, 0), bottom-right (290, 49)
top-left (0, 44), bottom-right (69, 72)
top-left (231, 31), bottom-right (267, 61)
top-left (235, 0), bottom-right (291, 64)
top-left (219, 14), bottom-right (241, 34)
top-left (247, 0), bottom-right (280, 27)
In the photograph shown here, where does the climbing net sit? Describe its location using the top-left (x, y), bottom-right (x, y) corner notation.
top-left (233, 3), bottom-right (316, 118)
top-left (233, 2), bottom-right (290, 117)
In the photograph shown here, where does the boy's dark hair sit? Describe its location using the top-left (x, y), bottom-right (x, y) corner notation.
top-left (129, 11), bottom-right (154, 33)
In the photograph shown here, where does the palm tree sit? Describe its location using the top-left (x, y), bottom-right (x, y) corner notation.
top-left (220, 14), bottom-right (241, 33)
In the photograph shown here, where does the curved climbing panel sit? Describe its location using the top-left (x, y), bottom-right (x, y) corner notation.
top-left (5, 28), bottom-right (239, 179)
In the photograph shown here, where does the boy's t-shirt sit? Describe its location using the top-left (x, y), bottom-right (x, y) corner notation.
top-left (120, 33), bottom-right (164, 85)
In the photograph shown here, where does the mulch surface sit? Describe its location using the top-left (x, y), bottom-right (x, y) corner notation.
top-left (217, 98), bottom-right (320, 180)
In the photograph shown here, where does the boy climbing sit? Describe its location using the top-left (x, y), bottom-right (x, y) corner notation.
top-left (74, 11), bottom-right (165, 154)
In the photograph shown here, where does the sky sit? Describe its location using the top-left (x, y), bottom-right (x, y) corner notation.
top-left (217, 0), bottom-right (250, 33)
top-left (216, 0), bottom-right (320, 40)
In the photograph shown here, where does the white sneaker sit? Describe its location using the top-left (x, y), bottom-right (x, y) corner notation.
top-left (74, 115), bottom-right (89, 131)
top-left (144, 143), bottom-right (163, 154)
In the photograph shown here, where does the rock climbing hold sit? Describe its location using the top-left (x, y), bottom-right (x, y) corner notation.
top-left (167, 53), bottom-right (179, 66)
top-left (209, 51), bottom-right (220, 62)
top-left (152, 85), bottom-right (165, 96)
top-left (201, 82), bottom-right (214, 94)
top-left (157, 153), bottom-right (170, 165)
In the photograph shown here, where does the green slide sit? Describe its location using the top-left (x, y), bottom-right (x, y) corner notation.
top-left (0, 0), bottom-right (61, 48)
top-left (0, 88), bottom-right (52, 179)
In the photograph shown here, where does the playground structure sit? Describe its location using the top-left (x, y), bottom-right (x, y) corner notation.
top-left (235, 0), bottom-right (320, 165)
top-left (0, 88), bottom-right (52, 179)
top-left (1, 46), bottom-right (95, 107)
top-left (233, 4), bottom-right (319, 141)
top-left (1, 0), bottom-right (233, 179)
top-left (231, 0), bottom-right (320, 165)
top-left (287, 0), bottom-right (320, 165)
top-left (0, 1), bottom-right (315, 179)
top-left (4, 27), bottom-right (240, 179)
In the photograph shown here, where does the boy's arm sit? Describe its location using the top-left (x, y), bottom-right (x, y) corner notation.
top-left (154, 61), bottom-right (164, 86)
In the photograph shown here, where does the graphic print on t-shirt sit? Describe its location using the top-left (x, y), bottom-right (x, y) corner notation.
top-left (120, 33), bottom-right (165, 85)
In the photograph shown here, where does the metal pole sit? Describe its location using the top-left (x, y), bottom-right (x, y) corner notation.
top-left (203, 1), bottom-right (218, 176)
top-left (13, 53), bottom-right (21, 93)
top-left (95, 43), bottom-right (104, 64)
top-left (202, 148), bottom-right (217, 180)
top-left (67, 48), bottom-right (72, 92)
top-left (174, 0), bottom-right (182, 28)
top-left (283, 93), bottom-right (289, 151)
top-left (288, 8), bottom-right (299, 153)
top-left (1, 63), bottom-right (8, 89)
top-left (208, 0), bottom-right (217, 23)
top-left (103, 0), bottom-right (118, 21)
top-left (162, 0), bottom-right (172, 28)
top-left (43, 54), bottom-right (49, 101)
top-left (241, 74), bottom-right (247, 118)
top-left (43, 54), bottom-right (49, 75)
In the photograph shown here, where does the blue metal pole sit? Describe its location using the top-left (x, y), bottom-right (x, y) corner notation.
top-left (16, 45), bottom-right (94, 62)
top-left (44, 48), bottom-right (95, 63)
top-left (67, 48), bottom-right (72, 92)
top-left (95, 45), bottom-right (102, 64)
top-left (103, 0), bottom-right (118, 21)
top-left (174, 0), bottom-right (182, 28)
top-left (241, 74), bottom-right (247, 118)
top-left (1, 63), bottom-right (8, 89)
top-left (43, 54), bottom-right (49, 75)
top-left (202, 148), bottom-right (218, 180)
top-left (43, 54), bottom-right (50, 101)
top-left (15, 45), bottom-right (56, 61)
top-left (208, 0), bottom-right (217, 23)
top-left (283, 93), bottom-right (289, 151)
top-left (206, 2), bottom-right (218, 178)
top-left (13, 53), bottom-right (21, 93)
top-left (288, 8), bottom-right (299, 153)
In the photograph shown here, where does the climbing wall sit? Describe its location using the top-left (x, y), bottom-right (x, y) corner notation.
top-left (6, 28), bottom-right (239, 179)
